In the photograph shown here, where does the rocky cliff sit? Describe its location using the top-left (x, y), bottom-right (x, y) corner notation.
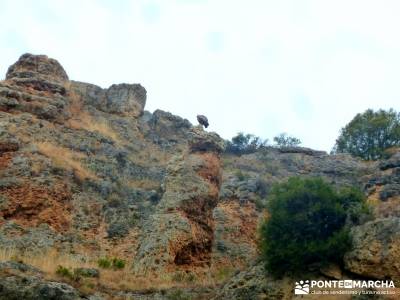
top-left (0, 54), bottom-right (399, 299)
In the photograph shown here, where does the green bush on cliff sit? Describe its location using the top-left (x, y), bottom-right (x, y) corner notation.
top-left (225, 132), bottom-right (268, 155)
top-left (334, 108), bottom-right (400, 160)
top-left (273, 133), bottom-right (301, 147)
top-left (260, 177), bottom-right (367, 277)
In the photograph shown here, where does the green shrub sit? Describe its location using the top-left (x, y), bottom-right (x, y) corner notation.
top-left (56, 265), bottom-right (81, 281)
top-left (111, 258), bottom-right (126, 269)
top-left (97, 258), bottom-right (112, 269)
top-left (225, 132), bottom-right (268, 155)
top-left (56, 265), bottom-right (73, 277)
top-left (273, 133), bottom-right (301, 147)
top-left (260, 177), bottom-right (367, 277)
top-left (334, 108), bottom-right (400, 160)
top-left (98, 257), bottom-right (126, 269)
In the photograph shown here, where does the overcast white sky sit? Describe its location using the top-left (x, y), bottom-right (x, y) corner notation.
top-left (1, 0), bottom-right (399, 151)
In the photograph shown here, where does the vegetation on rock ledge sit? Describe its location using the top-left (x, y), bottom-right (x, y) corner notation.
top-left (334, 108), bottom-right (400, 160)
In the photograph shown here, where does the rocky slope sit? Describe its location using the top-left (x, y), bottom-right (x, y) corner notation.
top-left (0, 53), bottom-right (399, 299)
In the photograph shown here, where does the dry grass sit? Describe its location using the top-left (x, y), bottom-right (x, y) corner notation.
top-left (66, 88), bottom-right (122, 144)
top-left (0, 248), bottom-right (92, 274)
top-left (67, 114), bottom-right (121, 144)
top-left (0, 247), bottom-right (236, 295)
top-left (35, 142), bottom-right (97, 181)
top-left (125, 178), bottom-right (160, 190)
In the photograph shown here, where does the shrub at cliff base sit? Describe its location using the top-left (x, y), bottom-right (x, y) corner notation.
top-left (260, 177), bottom-right (367, 277)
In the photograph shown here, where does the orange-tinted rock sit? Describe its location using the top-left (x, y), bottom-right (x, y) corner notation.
top-left (0, 182), bottom-right (72, 232)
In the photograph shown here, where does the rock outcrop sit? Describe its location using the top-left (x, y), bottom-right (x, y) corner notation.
top-left (6, 53), bottom-right (69, 95)
top-left (141, 109), bottom-right (192, 149)
top-left (134, 126), bottom-right (224, 274)
top-left (71, 81), bottom-right (146, 117)
top-left (0, 261), bottom-right (88, 300)
top-left (214, 262), bottom-right (287, 300)
top-left (0, 53), bottom-right (70, 121)
top-left (344, 217), bottom-right (400, 280)
top-left (0, 54), bottom-right (147, 122)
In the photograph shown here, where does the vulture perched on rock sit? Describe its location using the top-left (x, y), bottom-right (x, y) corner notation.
top-left (197, 115), bottom-right (209, 128)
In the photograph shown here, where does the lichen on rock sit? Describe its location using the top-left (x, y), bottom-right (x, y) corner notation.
top-left (344, 217), bottom-right (400, 280)
top-left (70, 81), bottom-right (146, 117)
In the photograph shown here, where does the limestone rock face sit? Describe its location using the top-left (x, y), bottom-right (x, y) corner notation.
top-left (214, 263), bottom-right (286, 300)
top-left (0, 54), bottom-right (70, 121)
top-left (379, 151), bottom-right (400, 171)
top-left (364, 149), bottom-right (400, 218)
top-left (189, 125), bottom-right (225, 153)
top-left (70, 81), bottom-right (146, 117)
top-left (140, 109), bottom-right (192, 150)
top-left (104, 83), bottom-right (146, 116)
top-left (4, 52), bottom-right (400, 298)
top-left (0, 261), bottom-right (87, 300)
top-left (133, 127), bottom-right (224, 274)
top-left (344, 217), bottom-right (400, 280)
top-left (6, 53), bottom-right (68, 95)
top-left (1, 54), bottom-right (147, 121)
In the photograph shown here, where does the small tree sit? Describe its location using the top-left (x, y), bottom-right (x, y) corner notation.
top-left (225, 132), bottom-right (268, 155)
top-left (273, 133), bottom-right (301, 147)
top-left (334, 109), bottom-right (400, 160)
top-left (260, 177), bottom-right (366, 277)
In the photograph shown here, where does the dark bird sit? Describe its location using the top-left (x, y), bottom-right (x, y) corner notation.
top-left (197, 115), bottom-right (209, 128)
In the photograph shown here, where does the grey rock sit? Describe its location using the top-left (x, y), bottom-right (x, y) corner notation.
top-left (0, 97), bottom-right (18, 108)
top-left (74, 267), bottom-right (99, 278)
top-left (0, 82), bottom-right (69, 121)
top-left (380, 152), bottom-right (400, 170)
top-left (214, 263), bottom-right (285, 300)
top-left (0, 275), bottom-right (83, 300)
top-left (277, 146), bottom-right (327, 156)
top-left (6, 53), bottom-right (68, 82)
top-left (70, 81), bottom-right (146, 117)
top-left (379, 183), bottom-right (400, 200)
top-left (107, 221), bottom-right (130, 238)
top-left (105, 83), bottom-right (146, 117)
top-left (189, 125), bottom-right (225, 153)
top-left (0, 261), bottom-right (42, 275)
top-left (0, 177), bottom-right (21, 188)
top-left (344, 217), bottom-right (400, 280)
top-left (144, 109), bottom-right (192, 150)
top-left (0, 222), bottom-right (57, 253)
